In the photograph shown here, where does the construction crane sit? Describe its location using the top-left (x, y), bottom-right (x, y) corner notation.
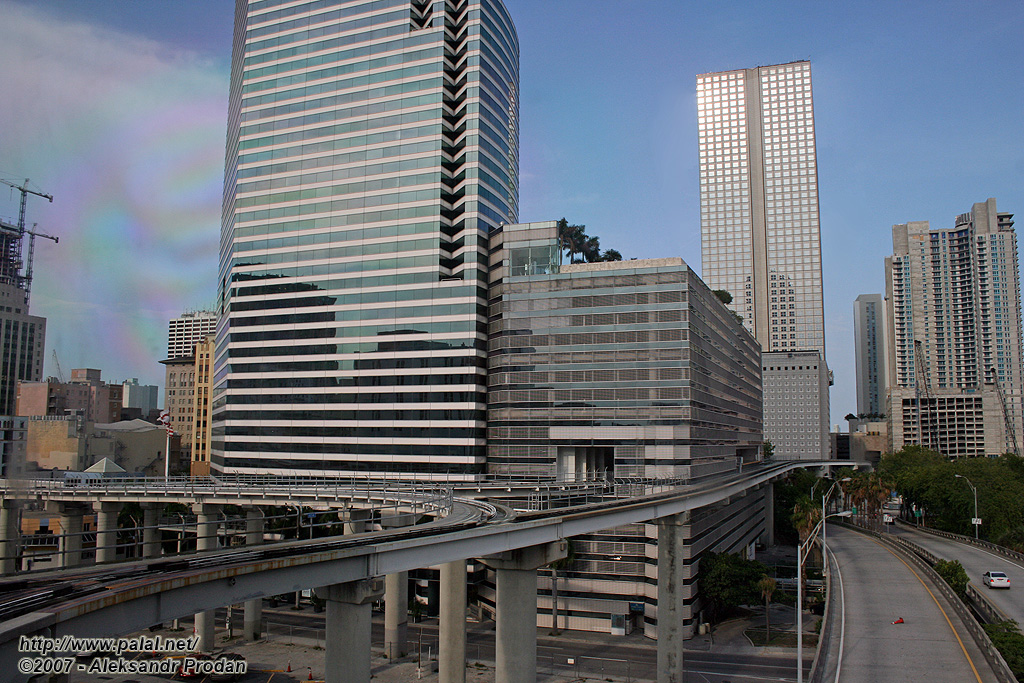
top-left (23, 223), bottom-right (58, 305)
top-left (0, 178), bottom-right (53, 234)
top-left (51, 350), bottom-right (65, 383)
top-left (0, 177), bottom-right (56, 305)
top-left (913, 340), bottom-right (935, 450)
top-left (985, 366), bottom-right (1020, 457)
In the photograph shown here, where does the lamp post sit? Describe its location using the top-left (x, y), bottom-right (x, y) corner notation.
top-left (954, 474), bottom-right (979, 539)
top-left (821, 478), bottom-right (852, 553)
top-left (797, 510), bottom-right (852, 683)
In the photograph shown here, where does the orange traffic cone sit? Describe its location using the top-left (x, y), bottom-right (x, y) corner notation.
top-left (286, 661), bottom-right (291, 672)
top-left (308, 667), bottom-right (313, 680)
top-left (892, 617), bottom-right (904, 624)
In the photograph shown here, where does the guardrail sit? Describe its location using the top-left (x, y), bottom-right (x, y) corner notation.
top-left (895, 518), bottom-right (1024, 565)
top-left (839, 522), bottom-right (1017, 683)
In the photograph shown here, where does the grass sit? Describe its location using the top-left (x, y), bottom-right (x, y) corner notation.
top-left (745, 628), bottom-right (818, 648)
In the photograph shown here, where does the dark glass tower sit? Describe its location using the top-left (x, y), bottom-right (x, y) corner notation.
top-left (213, 0), bottom-right (519, 479)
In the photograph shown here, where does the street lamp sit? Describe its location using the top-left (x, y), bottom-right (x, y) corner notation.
top-left (954, 474), bottom-right (979, 539)
top-left (797, 510), bottom-right (852, 683)
top-left (820, 478), bottom-right (852, 553)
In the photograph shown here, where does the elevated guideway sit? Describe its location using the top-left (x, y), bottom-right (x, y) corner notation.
top-left (0, 461), bottom-right (820, 683)
top-left (820, 525), bottom-right (997, 683)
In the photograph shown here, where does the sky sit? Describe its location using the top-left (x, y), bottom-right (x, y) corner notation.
top-left (1, 0), bottom-right (1022, 424)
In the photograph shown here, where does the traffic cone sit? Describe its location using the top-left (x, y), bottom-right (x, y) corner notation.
top-left (286, 661), bottom-right (291, 672)
top-left (892, 617), bottom-right (904, 624)
top-left (308, 667), bottom-right (313, 680)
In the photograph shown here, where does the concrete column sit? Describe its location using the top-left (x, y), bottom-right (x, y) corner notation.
top-left (763, 482), bottom-right (775, 547)
top-left (142, 504), bottom-right (161, 559)
top-left (94, 502), bottom-right (120, 564)
top-left (439, 560), bottom-right (466, 683)
top-left (192, 504), bottom-right (221, 652)
top-left (47, 502), bottom-right (86, 569)
top-left (317, 578), bottom-right (384, 683)
top-left (243, 508), bottom-right (264, 641)
top-left (657, 514), bottom-right (687, 683)
top-left (344, 508), bottom-right (372, 535)
top-left (0, 499), bottom-right (20, 575)
top-left (481, 541), bottom-right (567, 683)
top-left (384, 572), bottom-right (408, 658)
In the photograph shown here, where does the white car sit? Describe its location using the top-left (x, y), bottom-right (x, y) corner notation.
top-left (983, 571), bottom-right (1011, 589)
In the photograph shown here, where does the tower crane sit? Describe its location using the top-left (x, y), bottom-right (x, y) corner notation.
top-left (0, 177), bottom-right (57, 306)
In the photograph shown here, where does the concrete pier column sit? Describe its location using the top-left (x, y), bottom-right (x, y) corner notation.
top-left (243, 508), bottom-right (264, 641)
top-left (94, 502), bottom-right (120, 564)
top-left (657, 513), bottom-right (688, 683)
top-left (439, 560), bottom-right (466, 683)
top-left (47, 502), bottom-right (87, 569)
top-left (0, 499), bottom-right (20, 575)
top-left (192, 504), bottom-right (222, 651)
top-left (763, 482), bottom-right (775, 547)
top-left (317, 578), bottom-right (384, 683)
top-left (142, 504), bottom-right (161, 559)
top-left (481, 541), bottom-right (567, 683)
top-left (384, 572), bottom-right (408, 658)
top-left (343, 508), bottom-right (372, 535)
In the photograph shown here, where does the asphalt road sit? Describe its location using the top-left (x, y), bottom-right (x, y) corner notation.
top-left (892, 523), bottom-right (1024, 625)
top-left (822, 525), bottom-right (997, 683)
top-left (258, 607), bottom-right (799, 683)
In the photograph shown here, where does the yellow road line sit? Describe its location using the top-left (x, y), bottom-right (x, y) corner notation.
top-left (867, 536), bottom-right (983, 683)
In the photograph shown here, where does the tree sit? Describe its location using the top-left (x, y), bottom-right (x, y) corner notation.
top-left (599, 248), bottom-right (623, 262)
top-left (934, 559), bottom-right (969, 601)
top-left (762, 440), bottom-right (774, 461)
top-left (699, 552), bottom-right (769, 623)
top-left (756, 575), bottom-right (777, 642)
top-left (713, 289), bottom-right (733, 305)
top-left (985, 621), bottom-right (1024, 679)
top-left (581, 236), bottom-right (602, 263)
top-left (556, 218), bottom-right (587, 264)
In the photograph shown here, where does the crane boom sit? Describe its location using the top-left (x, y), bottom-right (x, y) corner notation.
top-left (0, 177), bottom-right (56, 305)
top-left (0, 178), bottom-right (53, 235)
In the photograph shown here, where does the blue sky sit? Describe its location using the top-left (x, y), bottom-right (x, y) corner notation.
top-left (2, 0), bottom-right (1022, 423)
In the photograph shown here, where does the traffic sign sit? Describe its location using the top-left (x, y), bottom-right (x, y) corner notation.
top-left (972, 518), bottom-right (982, 526)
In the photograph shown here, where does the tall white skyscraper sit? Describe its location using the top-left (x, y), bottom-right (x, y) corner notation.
top-left (213, 0), bottom-right (519, 478)
top-left (697, 61), bottom-right (830, 459)
top-left (886, 199), bottom-right (1022, 457)
top-left (697, 61), bottom-right (825, 355)
top-left (853, 293), bottom-right (889, 416)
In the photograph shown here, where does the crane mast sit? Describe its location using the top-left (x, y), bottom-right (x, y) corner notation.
top-left (0, 177), bottom-right (57, 306)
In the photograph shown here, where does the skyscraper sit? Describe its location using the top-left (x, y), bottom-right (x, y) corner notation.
top-left (697, 61), bottom-right (825, 355)
top-left (853, 293), bottom-right (888, 416)
top-left (697, 61), bottom-right (830, 459)
top-left (886, 199), bottom-right (1023, 457)
top-left (213, 0), bottom-right (519, 478)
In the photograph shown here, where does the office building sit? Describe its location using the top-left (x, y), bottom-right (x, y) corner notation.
top-left (885, 199), bottom-right (1023, 457)
top-left (483, 221), bottom-right (767, 637)
top-left (191, 335), bottom-right (214, 476)
top-left (16, 369), bottom-right (123, 423)
top-left (853, 293), bottom-right (888, 416)
top-left (213, 0), bottom-right (519, 478)
top-left (697, 60), bottom-right (830, 459)
top-left (697, 61), bottom-right (825, 354)
top-left (762, 351), bottom-right (830, 460)
top-left (122, 378), bottom-right (159, 418)
top-left (167, 311), bottom-right (217, 359)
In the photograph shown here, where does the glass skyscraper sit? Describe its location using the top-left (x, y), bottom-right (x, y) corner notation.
top-left (697, 61), bottom-right (825, 356)
top-left (213, 0), bottom-right (519, 478)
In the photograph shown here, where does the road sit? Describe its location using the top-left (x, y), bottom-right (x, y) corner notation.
top-left (820, 524), bottom-right (997, 683)
top-left (257, 607), bottom-right (799, 683)
top-left (893, 523), bottom-right (1024, 623)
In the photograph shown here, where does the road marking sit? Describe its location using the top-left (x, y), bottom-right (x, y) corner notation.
top-left (826, 544), bottom-right (845, 683)
top-left (868, 536), bottom-right (983, 683)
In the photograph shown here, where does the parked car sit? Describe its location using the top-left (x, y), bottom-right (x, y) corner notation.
top-left (983, 571), bottom-right (1011, 589)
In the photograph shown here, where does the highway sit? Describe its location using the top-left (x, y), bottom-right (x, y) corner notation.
top-left (821, 525), bottom-right (997, 683)
top-left (893, 523), bottom-right (1024, 624)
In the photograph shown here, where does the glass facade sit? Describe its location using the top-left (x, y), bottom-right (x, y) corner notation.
top-left (213, 0), bottom-right (519, 478)
top-left (486, 223), bottom-right (763, 479)
top-left (697, 61), bottom-right (825, 356)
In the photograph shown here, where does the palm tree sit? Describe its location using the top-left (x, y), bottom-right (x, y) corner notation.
top-left (556, 218), bottom-right (587, 264)
top-left (756, 575), bottom-right (777, 643)
top-left (792, 496), bottom-right (821, 610)
top-left (581, 235), bottom-right (601, 263)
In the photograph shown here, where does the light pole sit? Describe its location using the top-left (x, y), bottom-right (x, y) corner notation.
top-left (797, 510), bottom-right (852, 683)
top-left (954, 474), bottom-right (979, 539)
top-left (821, 478), bottom-right (852, 554)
